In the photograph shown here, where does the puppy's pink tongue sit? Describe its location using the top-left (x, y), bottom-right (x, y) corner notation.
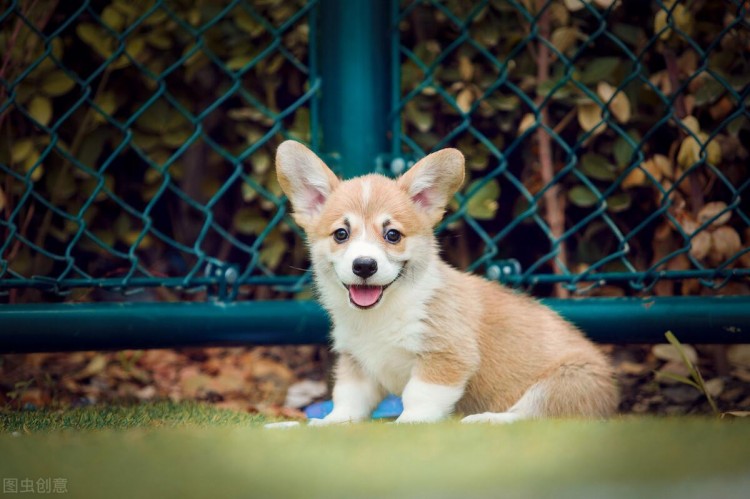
top-left (349, 285), bottom-right (383, 308)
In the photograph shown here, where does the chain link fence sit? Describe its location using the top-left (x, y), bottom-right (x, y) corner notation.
top-left (394, 0), bottom-right (749, 296)
top-left (1, 0), bottom-right (316, 303)
top-left (1, 0), bottom-right (749, 307)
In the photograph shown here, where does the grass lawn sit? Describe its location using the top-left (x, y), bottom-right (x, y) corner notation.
top-left (1, 403), bottom-right (749, 498)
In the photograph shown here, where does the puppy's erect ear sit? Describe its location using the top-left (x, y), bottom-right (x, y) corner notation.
top-left (397, 148), bottom-right (465, 225)
top-left (276, 140), bottom-right (340, 229)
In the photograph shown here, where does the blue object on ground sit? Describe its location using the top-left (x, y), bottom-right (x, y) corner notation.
top-left (305, 394), bottom-right (403, 420)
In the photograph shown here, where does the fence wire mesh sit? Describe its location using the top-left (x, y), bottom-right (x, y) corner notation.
top-left (1, 0), bottom-right (317, 302)
top-left (1, 0), bottom-right (749, 303)
top-left (393, 0), bottom-right (750, 295)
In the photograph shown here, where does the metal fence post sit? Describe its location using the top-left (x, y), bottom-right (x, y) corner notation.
top-left (319, 0), bottom-right (392, 177)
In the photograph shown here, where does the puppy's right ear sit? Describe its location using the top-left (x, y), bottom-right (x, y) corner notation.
top-left (276, 141), bottom-right (339, 229)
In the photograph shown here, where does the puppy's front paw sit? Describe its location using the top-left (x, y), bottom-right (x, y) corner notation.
top-left (394, 411), bottom-right (444, 424)
top-left (461, 412), bottom-right (524, 424)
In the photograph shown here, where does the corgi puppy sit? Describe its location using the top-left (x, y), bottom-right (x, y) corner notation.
top-left (275, 140), bottom-right (618, 424)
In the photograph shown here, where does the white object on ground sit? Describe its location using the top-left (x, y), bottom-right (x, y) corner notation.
top-left (263, 421), bottom-right (301, 429)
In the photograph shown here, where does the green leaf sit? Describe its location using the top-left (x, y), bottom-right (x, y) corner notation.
top-left (405, 102), bottom-right (434, 133)
top-left (580, 153), bottom-right (616, 181)
top-left (466, 179), bottom-right (500, 220)
top-left (233, 208), bottom-right (265, 235)
top-left (235, 9), bottom-right (265, 37)
top-left (567, 185), bottom-right (598, 208)
top-left (251, 151), bottom-right (272, 174)
top-left (11, 139), bottom-right (35, 164)
top-left (29, 96), bottom-right (52, 126)
top-left (693, 77), bottom-right (726, 107)
top-left (102, 5), bottom-right (125, 31)
top-left (612, 131), bottom-right (641, 168)
top-left (259, 234), bottom-right (286, 269)
top-left (578, 57), bottom-right (620, 85)
top-left (77, 128), bottom-right (110, 168)
top-left (41, 71), bottom-right (76, 97)
top-left (76, 23), bottom-right (109, 52)
top-left (606, 192), bottom-right (631, 213)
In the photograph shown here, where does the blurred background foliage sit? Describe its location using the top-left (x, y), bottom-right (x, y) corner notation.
top-left (0, 0), bottom-right (748, 303)
top-left (1, 0), bottom-right (314, 303)
top-left (399, 0), bottom-right (749, 297)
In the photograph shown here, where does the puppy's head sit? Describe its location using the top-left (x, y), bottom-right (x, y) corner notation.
top-left (276, 141), bottom-right (464, 310)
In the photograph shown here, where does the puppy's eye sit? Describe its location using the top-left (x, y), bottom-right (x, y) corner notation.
top-left (384, 229), bottom-right (402, 244)
top-left (333, 228), bottom-right (349, 243)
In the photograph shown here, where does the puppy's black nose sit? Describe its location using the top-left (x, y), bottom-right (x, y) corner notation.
top-left (352, 257), bottom-right (378, 278)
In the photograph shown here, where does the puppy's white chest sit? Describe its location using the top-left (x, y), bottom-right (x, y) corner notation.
top-left (334, 314), bottom-right (425, 395)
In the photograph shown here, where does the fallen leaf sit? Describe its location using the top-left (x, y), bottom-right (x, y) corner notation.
top-left (284, 380), bottom-right (328, 408)
top-left (698, 201), bottom-right (731, 227)
top-left (727, 345), bottom-right (750, 369)
top-left (653, 343), bottom-right (698, 364)
top-left (704, 378), bottom-right (724, 398)
top-left (73, 354), bottom-right (108, 380)
top-left (722, 411), bottom-right (750, 418)
top-left (655, 360), bottom-right (692, 384)
top-left (617, 361), bottom-right (650, 376)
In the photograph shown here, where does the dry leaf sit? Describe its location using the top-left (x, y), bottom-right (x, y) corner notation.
top-left (651, 154), bottom-right (673, 178)
top-left (704, 378), bottom-right (724, 398)
top-left (728, 345), bottom-right (750, 368)
top-left (577, 102), bottom-right (606, 134)
top-left (682, 116), bottom-right (701, 135)
top-left (689, 231), bottom-right (711, 260)
top-left (722, 411), bottom-right (750, 418)
top-left (655, 360), bottom-right (692, 384)
top-left (597, 82), bottom-right (631, 123)
top-left (458, 55), bottom-right (474, 81)
top-left (73, 354), bottom-right (108, 380)
top-left (621, 166), bottom-right (646, 189)
top-left (456, 88), bottom-right (474, 113)
top-left (653, 343), bottom-right (698, 364)
top-left (0, 185), bottom-right (6, 211)
top-left (698, 201), bottom-right (731, 227)
top-left (563, 0), bottom-right (586, 11)
top-left (551, 27), bottom-right (579, 54)
top-left (710, 226), bottom-right (741, 262)
top-left (678, 131), bottom-right (722, 168)
top-left (518, 113), bottom-right (536, 135)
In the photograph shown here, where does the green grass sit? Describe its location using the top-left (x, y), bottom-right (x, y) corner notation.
top-left (0, 401), bottom-right (264, 432)
top-left (1, 404), bottom-right (750, 498)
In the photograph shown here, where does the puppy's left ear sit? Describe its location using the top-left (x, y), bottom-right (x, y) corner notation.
top-left (276, 140), bottom-right (340, 229)
top-left (397, 148), bottom-right (465, 225)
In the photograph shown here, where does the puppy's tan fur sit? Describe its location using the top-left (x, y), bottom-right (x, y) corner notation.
top-left (276, 141), bottom-right (618, 423)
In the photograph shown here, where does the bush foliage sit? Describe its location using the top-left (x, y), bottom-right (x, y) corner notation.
top-left (1, 0), bottom-right (748, 301)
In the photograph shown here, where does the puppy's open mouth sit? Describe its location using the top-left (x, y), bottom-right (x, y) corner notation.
top-left (347, 285), bottom-right (384, 309)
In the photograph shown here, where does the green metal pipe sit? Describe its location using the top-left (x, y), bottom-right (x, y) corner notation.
top-left (0, 296), bottom-right (747, 353)
top-left (0, 301), bottom-right (329, 353)
top-left (546, 296), bottom-right (749, 344)
top-left (319, 0), bottom-right (392, 176)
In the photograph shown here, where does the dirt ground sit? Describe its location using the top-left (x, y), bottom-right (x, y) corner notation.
top-left (1, 343), bottom-right (749, 418)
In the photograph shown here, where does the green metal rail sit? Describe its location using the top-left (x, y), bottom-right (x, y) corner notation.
top-left (1, 0), bottom-right (748, 351)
